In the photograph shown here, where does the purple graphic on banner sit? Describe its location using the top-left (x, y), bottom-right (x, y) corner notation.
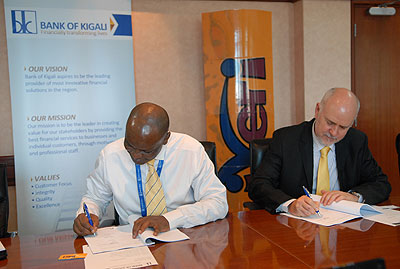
top-left (218, 57), bottom-right (268, 193)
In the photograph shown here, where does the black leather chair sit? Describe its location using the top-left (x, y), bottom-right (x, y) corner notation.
top-left (113, 140), bottom-right (218, 226)
top-left (243, 138), bottom-right (272, 210)
top-left (249, 138), bottom-right (272, 189)
top-left (396, 133), bottom-right (400, 175)
top-left (0, 164), bottom-right (10, 238)
top-left (200, 141), bottom-right (217, 175)
top-left (113, 206), bottom-right (120, 226)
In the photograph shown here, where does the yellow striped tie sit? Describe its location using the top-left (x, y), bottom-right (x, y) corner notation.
top-left (316, 146), bottom-right (330, 195)
top-left (145, 159), bottom-right (167, 216)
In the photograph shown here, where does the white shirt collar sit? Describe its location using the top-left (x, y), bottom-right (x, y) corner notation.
top-left (153, 143), bottom-right (167, 162)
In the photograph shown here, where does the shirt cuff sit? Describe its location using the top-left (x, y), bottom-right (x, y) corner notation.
top-left (162, 209), bottom-right (185, 230)
top-left (76, 201), bottom-right (102, 219)
top-left (276, 199), bottom-right (295, 213)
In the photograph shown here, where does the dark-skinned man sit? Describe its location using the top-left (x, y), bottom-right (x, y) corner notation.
top-left (73, 102), bottom-right (228, 237)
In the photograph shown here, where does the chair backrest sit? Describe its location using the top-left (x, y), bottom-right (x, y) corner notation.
top-left (247, 138), bottom-right (272, 191)
top-left (0, 163), bottom-right (9, 237)
top-left (242, 138), bottom-right (272, 210)
top-left (396, 133), bottom-right (400, 175)
top-left (199, 141), bottom-right (217, 175)
top-left (114, 206), bottom-right (120, 226)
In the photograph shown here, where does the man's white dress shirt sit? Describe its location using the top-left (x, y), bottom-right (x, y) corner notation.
top-left (76, 132), bottom-right (228, 229)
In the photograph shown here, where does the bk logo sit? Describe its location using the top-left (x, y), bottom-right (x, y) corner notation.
top-left (11, 10), bottom-right (37, 34)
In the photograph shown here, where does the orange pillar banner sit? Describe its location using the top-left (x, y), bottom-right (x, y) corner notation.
top-left (202, 10), bottom-right (274, 211)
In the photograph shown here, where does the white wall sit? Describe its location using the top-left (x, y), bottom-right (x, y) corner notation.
top-left (302, 0), bottom-right (351, 120)
top-left (131, 0), bottom-right (295, 139)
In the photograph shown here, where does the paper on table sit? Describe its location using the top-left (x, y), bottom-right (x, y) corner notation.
top-left (281, 207), bottom-right (362, 226)
top-left (85, 225), bottom-right (190, 254)
top-left (311, 194), bottom-right (381, 216)
top-left (374, 205), bottom-right (400, 210)
top-left (83, 245), bottom-right (158, 269)
top-left (281, 194), bottom-right (382, 226)
top-left (85, 225), bottom-right (148, 254)
top-left (364, 207), bottom-right (400, 226)
top-left (140, 228), bottom-right (189, 244)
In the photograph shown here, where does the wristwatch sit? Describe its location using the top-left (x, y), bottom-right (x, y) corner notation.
top-left (349, 191), bottom-right (364, 203)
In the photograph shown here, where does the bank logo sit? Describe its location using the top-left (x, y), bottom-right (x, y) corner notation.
top-left (111, 14), bottom-right (132, 36)
top-left (11, 10), bottom-right (37, 34)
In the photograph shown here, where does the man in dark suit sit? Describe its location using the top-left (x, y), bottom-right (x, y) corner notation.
top-left (248, 88), bottom-right (391, 217)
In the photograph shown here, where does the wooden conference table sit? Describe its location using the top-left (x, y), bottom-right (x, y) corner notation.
top-left (1, 197), bottom-right (399, 268)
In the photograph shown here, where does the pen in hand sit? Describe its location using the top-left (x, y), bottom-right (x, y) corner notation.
top-left (83, 202), bottom-right (97, 236)
top-left (302, 186), bottom-right (322, 217)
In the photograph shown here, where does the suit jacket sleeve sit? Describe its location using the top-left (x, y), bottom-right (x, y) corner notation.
top-left (248, 124), bottom-right (311, 214)
top-left (248, 121), bottom-right (392, 214)
top-left (337, 129), bottom-right (391, 204)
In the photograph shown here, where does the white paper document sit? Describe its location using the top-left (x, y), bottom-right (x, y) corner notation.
top-left (364, 207), bottom-right (400, 226)
top-left (281, 194), bottom-right (382, 226)
top-left (85, 225), bottom-right (147, 254)
top-left (139, 228), bottom-right (190, 244)
top-left (282, 207), bottom-right (363, 226)
top-left (311, 194), bottom-right (382, 217)
top-left (85, 225), bottom-right (189, 254)
top-left (376, 205), bottom-right (400, 210)
top-left (83, 245), bottom-right (158, 269)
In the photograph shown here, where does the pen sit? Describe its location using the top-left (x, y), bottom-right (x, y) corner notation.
top-left (302, 186), bottom-right (322, 217)
top-left (83, 202), bottom-right (96, 236)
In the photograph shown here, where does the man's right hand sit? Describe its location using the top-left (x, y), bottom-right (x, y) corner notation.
top-left (288, 195), bottom-right (320, 217)
top-left (73, 213), bottom-right (99, 236)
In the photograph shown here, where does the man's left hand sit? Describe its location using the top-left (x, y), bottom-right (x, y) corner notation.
top-left (132, 216), bottom-right (170, 238)
top-left (320, 190), bottom-right (359, 206)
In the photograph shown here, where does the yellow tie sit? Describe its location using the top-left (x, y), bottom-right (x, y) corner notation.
top-left (145, 159), bottom-right (167, 216)
top-left (316, 146), bottom-right (330, 195)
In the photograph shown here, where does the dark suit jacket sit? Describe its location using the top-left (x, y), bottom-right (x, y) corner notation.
top-left (248, 119), bottom-right (391, 214)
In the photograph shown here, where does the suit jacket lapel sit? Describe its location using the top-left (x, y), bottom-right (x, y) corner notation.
top-left (299, 120), bottom-right (314, 190)
top-left (335, 134), bottom-right (349, 190)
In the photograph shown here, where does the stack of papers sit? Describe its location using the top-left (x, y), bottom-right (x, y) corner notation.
top-left (83, 245), bottom-right (157, 269)
top-left (83, 225), bottom-right (189, 268)
top-left (365, 205), bottom-right (400, 226)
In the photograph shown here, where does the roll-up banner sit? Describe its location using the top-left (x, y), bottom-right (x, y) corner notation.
top-left (202, 10), bottom-right (274, 211)
top-left (4, 0), bottom-right (135, 235)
